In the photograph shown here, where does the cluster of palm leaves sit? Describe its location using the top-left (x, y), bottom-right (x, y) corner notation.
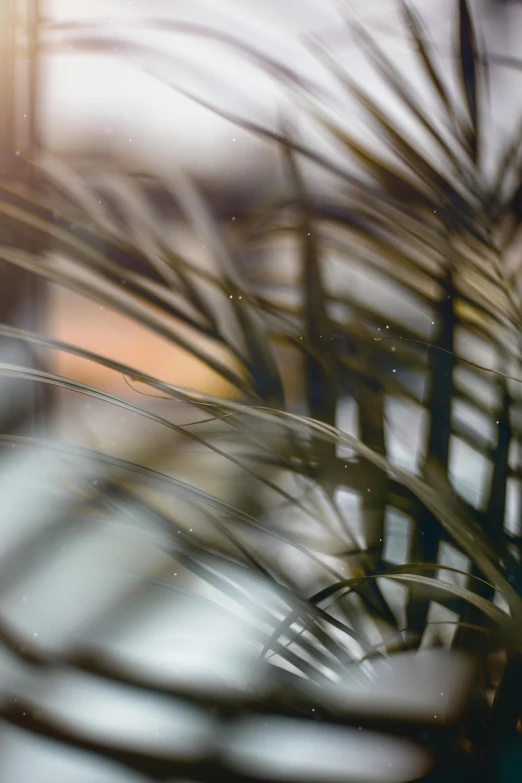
top-left (1, 0), bottom-right (522, 780)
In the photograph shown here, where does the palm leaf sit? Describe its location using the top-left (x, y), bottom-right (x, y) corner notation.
top-left (458, 0), bottom-right (480, 162)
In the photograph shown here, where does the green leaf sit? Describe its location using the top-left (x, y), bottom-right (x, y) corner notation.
top-left (341, 22), bottom-right (473, 179)
top-left (283, 130), bottom-right (336, 463)
top-left (401, 1), bottom-right (462, 141)
top-left (458, 0), bottom-right (480, 162)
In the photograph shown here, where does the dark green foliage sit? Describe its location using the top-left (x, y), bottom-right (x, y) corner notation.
top-left (2, 0), bottom-right (522, 779)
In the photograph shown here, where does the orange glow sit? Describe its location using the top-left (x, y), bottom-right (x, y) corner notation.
top-left (48, 286), bottom-right (238, 398)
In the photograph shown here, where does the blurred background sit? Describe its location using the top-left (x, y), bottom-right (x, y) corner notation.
top-left (41, 0), bottom-right (522, 398)
top-left (2, 1), bottom-right (522, 781)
